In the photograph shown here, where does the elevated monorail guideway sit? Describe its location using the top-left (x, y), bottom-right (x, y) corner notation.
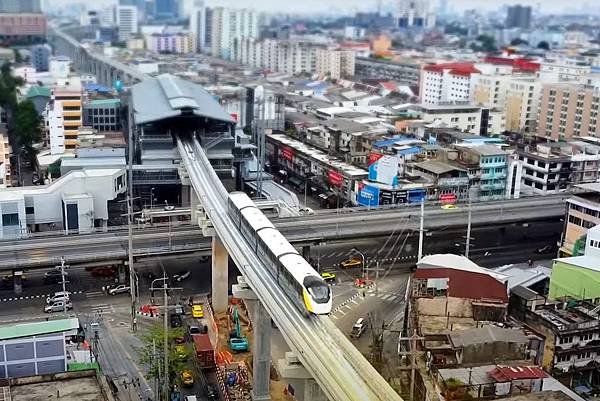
top-left (177, 136), bottom-right (403, 401)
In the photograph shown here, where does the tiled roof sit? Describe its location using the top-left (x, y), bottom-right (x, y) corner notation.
top-left (423, 62), bottom-right (481, 76)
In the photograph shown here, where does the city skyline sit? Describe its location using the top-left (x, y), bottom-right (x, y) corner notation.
top-left (41, 0), bottom-right (599, 15)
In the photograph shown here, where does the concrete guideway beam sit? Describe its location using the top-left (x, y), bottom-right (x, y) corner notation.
top-left (232, 276), bottom-right (271, 401)
top-left (212, 236), bottom-right (228, 313)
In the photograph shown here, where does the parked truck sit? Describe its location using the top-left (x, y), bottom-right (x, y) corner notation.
top-left (193, 334), bottom-right (215, 369)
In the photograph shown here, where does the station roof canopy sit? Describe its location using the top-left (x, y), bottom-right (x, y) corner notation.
top-left (0, 318), bottom-right (79, 340)
top-left (131, 73), bottom-right (235, 125)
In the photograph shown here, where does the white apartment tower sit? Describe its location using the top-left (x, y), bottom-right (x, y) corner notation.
top-left (211, 7), bottom-right (259, 60)
top-left (190, 0), bottom-right (207, 53)
top-left (396, 0), bottom-right (436, 29)
top-left (116, 5), bottom-right (138, 42)
top-left (316, 49), bottom-right (356, 79)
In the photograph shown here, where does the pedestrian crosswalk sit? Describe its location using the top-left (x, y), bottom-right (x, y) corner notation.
top-left (91, 304), bottom-right (113, 315)
top-left (86, 290), bottom-right (104, 299)
top-left (329, 289), bottom-right (403, 319)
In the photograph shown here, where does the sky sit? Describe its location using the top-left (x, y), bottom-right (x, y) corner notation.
top-left (203, 0), bottom-right (593, 15)
top-left (46, 0), bottom-right (596, 16)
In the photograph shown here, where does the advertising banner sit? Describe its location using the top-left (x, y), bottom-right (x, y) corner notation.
top-left (327, 170), bottom-right (344, 188)
top-left (357, 184), bottom-right (380, 207)
top-left (281, 146), bottom-right (294, 161)
top-left (368, 155), bottom-right (399, 186)
top-left (440, 193), bottom-right (457, 204)
top-left (368, 152), bottom-right (384, 166)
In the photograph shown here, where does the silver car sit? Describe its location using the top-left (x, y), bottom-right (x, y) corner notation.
top-left (44, 301), bottom-right (73, 313)
top-left (108, 284), bottom-right (130, 295)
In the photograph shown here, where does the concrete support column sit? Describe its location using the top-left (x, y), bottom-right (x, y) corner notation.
top-left (302, 245), bottom-right (310, 261)
top-left (118, 264), bottom-right (127, 283)
top-left (211, 236), bottom-right (228, 313)
top-left (13, 271), bottom-right (23, 294)
top-left (232, 276), bottom-right (271, 401)
top-left (278, 352), bottom-right (327, 401)
top-left (190, 188), bottom-right (199, 226)
top-left (182, 184), bottom-right (191, 208)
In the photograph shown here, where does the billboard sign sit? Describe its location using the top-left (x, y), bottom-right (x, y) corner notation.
top-left (282, 146), bottom-right (294, 161)
top-left (357, 184), bottom-right (380, 207)
top-left (328, 170), bottom-right (344, 188)
top-left (368, 152), bottom-right (384, 166)
top-left (440, 193), bottom-right (457, 204)
top-left (368, 155), bottom-right (399, 187)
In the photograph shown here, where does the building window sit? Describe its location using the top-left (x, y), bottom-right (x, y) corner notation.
top-left (560, 336), bottom-right (574, 344)
top-left (557, 354), bottom-right (570, 362)
top-left (580, 333), bottom-right (593, 341)
top-left (569, 215), bottom-right (583, 226)
top-left (25, 207), bottom-right (34, 215)
top-left (1, 213), bottom-right (19, 226)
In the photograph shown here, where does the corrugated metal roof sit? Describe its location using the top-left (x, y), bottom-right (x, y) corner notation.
top-left (489, 365), bottom-right (547, 381)
top-left (87, 98), bottom-right (120, 107)
top-left (0, 318), bottom-right (79, 340)
top-left (26, 86), bottom-right (51, 98)
top-left (449, 326), bottom-right (527, 348)
top-left (131, 74), bottom-right (235, 125)
top-left (414, 267), bottom-right (508, 302)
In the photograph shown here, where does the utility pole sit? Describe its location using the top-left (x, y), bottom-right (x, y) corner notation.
top-left (120, 197), bottom-right (141, 332)
top-left (465, 194), bottom-right (472, 258)
top-left (375, 260), bottom-right (380, 297)
top-left (417, 199), bottom-right (425, 261)
top-left (59, 256), bottom-right (68, 315)
top-left (149, 276), bottom-right (183, 401)
top-left (398, 330), bottom-right (425, 401)
top-left (163, 278), bottom-right (168, 400)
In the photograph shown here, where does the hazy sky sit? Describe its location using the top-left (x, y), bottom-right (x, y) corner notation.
top-left (46, 0), bottom-right (596, 15)
top-left (203, 0), bottom-right (593, 14)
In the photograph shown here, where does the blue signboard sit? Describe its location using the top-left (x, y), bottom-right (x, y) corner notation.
top-left (357, 185), bottom-right (380, 207)
top-left (368, 155), bottom-right (399, 187)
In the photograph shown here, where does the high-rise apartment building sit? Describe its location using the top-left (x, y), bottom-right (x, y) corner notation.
top-left (506, 5), bottom-right (532, 29)
top-left (395, 0), bottom-right (435, 29)
top-left (31, 44), bottom-right (51, 72)
top-left (505, 77), bottom-right (542, 134)
top-left (537, 82), bottom-right (600, 141)
top-left (155, 0), bottom-right (179, 18)
top-left (0, 0), bottom-right (40, 13)
top-left (116, 5), bottom-right (138, 42)
top-left (190, 0), bottom-right (209, 52)
top-left (233, 38), bottom-right (321, 76)
top-left (420, 62), bottom-right (481, 105)
top-left (211, 7), bottom-right (258, 60)
top-left (0, 130), bottom-right (11, 187)
top-left (316, 49), bottom-right (356, 79)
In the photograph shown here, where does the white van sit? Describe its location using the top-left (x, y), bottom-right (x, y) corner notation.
top-left (350, 318), bottom-right (366, 338)
top-left (185, 396), bottom-right (197, 401)
top-left (46, 292), bottom-right (71, 305)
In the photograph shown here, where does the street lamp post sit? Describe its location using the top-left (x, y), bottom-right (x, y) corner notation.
top-left (351, 247), bottom-right (366, 279)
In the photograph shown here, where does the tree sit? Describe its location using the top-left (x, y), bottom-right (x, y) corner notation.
top-left (13, 49), bottom-right (22, 64)
top-left (537, 40), bottom-right (550, 50)
top-left (510, 38), bottom-right (529, 46)
top-left (470, 35), bottom-right (497, 53)
top-left (13, 100), bottom-right (42, 154)
top-left (137, 325), bottom-right (191, 388)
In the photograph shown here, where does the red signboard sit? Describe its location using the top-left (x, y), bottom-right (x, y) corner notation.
top-left (230, 113), bottom-right (238, 122)
top-left (281, 147), bottom-right (294, 161)
top-left (440, 193), bottom-right (457, 204)
top-left (368, 152), bottom-right (384, 166)
top-left (328, 170), bottom-right (344, 188)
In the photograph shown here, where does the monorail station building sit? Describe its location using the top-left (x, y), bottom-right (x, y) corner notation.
top-left (128, 73), bottom-right (255, 206)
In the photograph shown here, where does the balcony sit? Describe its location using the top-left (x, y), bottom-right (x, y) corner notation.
top-left (480, 172), bottom-right (507, 180)
top-left (482, 161), bottom-right (506, 168)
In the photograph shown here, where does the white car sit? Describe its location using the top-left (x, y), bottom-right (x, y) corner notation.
top-left (44, 301), bottom-right (72, 313)
top-left (108, 284), bottom-right (130, 295)
top-left (46, 293), bottom-right (71, 305)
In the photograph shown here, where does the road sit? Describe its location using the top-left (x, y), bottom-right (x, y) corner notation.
top-left (0, 195), bottom-right (565, 269)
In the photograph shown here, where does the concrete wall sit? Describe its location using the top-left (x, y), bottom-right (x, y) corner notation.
top-left (460, 342), bottom-right (526, 365)
top-left (416, 297), bottom-right (473, 318)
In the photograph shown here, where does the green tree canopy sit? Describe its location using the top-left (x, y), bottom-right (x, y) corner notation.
top-left (13, 100), bottom-right (42, 153)
top-left (137, 325), bottom-right (191, 386)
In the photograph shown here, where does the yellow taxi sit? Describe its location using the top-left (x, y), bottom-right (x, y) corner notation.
top-left (192, 304), bottom-right (204, 318)
top-left (340, 257), bottom-right (362, 269)
top-left (181, 369), bottom-right (194, 387)
top-left (320, 271), bottom-right (336, 283)
top-left (441, 204), bottom-right (458, 210)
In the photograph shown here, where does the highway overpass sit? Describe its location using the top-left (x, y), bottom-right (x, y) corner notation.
top-left (0, 195), bottom-right (565, 269)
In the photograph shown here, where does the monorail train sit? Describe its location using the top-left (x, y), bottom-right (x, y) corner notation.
top-left (228, 192), bottom-right (332, 315)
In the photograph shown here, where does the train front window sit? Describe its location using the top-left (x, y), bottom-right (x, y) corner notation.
top-left (304, 277), bottom-right (331, 304)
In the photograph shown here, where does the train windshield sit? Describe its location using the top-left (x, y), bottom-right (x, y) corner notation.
top-left (304, 276), bottom-right (331, 304)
